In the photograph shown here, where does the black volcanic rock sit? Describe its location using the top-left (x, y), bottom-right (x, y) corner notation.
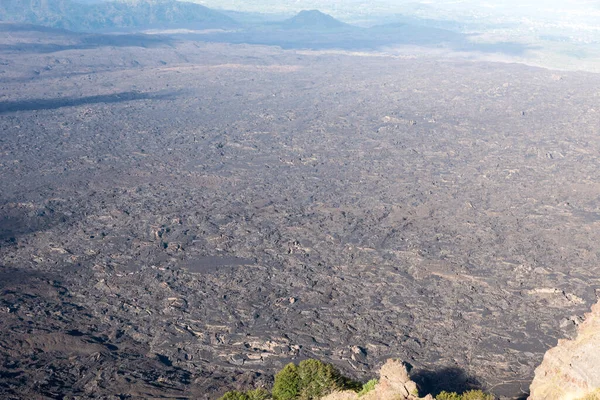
top-left (1, 23), bottom-right (596, 400)
top-left (281, 9), bottom-right (350, 31)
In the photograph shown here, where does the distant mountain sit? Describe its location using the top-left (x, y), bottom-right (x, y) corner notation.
top-left (88, 0), bottom-right (239, 30)
top-left (0, 0), bottom-right (79, 30)
top-left (168, 8), bottom-right (478, 52)
top-left (0, 1), bottom-right (529, 55)
top-left (281, 10), bottom-right (351, 31)
top-left (219, 9), bottom-right (292, 25)
top-left (0, 0), bottom-right (239, 31)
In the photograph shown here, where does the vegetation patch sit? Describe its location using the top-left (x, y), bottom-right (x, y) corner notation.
top-left (357, 379), bottom-right (377, 397)
top-left (219, 359), bottom-right (361, 400)
top-left (436, 390), bottom-right (495, 400)
top-left (218, 359), bottom-right (498, 400)
top-left (220, 388), bottom-right (271, 400)
top-left (578, 390), bottom-right (600, 400)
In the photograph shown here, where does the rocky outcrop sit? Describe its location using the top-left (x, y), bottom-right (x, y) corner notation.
top-left (529, 301), bottom-right (600, 400)
top-left (323, 359), bottom-right (432, 400)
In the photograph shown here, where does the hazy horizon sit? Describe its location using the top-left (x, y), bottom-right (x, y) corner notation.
top-left (4, 0), bottom-right (600, 71)
top-left (183, 0), bottom-right (600, 41)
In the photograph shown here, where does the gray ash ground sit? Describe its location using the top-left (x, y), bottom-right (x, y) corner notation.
top-left (1, 25), bottom-right (600, 399)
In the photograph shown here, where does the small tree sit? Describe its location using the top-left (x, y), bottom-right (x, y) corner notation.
top-left (436, 390), bottom-right (495, 400)
top-left (247, 388), bottom-right (270, 400)
top-left (220, 390), bottom-right (250, 400)
top-left (297, 359), bottom-right (341, 399)
top-left (219, 388), bottom-right (270, 400)
top-left (358, 379), bottom-right (378, 397)
top-left (460, 390), bottom-right (495, 400)
top-left (272, 363), bottom-right (300, 400)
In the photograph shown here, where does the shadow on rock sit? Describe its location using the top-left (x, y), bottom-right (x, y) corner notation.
top-left (0, 266), bottom-right (52, 288)
top-left (0, 205), bottom-right (68, 245)
top-left (0, 23), bottom-right (175, 54)
top-left (411, 366), bottom-right (483, 397)
top-left (0, 90), bottom-right (177, 114)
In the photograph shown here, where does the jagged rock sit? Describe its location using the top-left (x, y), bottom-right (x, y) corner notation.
top-left (323, 359), bottom-right (432, 400)
top-left (529, 301), bottom-right (600, 400)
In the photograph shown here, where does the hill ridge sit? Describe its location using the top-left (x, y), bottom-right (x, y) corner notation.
top-left (0, 0), bottom-right (239, 31)
top-left (282, 9), bottom-right (350, 30)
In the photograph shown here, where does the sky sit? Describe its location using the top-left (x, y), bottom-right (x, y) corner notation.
top-left (187, 0), bottom-right (600, 15)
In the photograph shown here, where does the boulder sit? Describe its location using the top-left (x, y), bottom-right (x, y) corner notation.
top-left (529, 301), bottom-right (600, 400)
top-left (322, 359), bottom-right (432, 400)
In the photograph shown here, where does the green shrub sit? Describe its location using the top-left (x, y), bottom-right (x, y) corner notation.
top-left (460, 390), bottom-right (494, 400)
top-left (273, 363), bottom-right (300, 400)
top-left (436, 392), bottom-right (461, 400)
top-left (219, 388), bottom-right (270, 400)
top-left (247, 388), bottom-right (270, 400)
top-left (357, 379), bottom-right (378, 397)
top-left (219, 390), bottom-right (251, 400)
top-left (297, 359), bottom-right (342, 399)
top-left (272, 359), bottom-right (360, 400)
top-left (436, 390), bottom-right (494, 400)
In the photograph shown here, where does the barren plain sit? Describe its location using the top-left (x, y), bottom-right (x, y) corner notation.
top-left (1, 25), bottom-right (600, 399)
